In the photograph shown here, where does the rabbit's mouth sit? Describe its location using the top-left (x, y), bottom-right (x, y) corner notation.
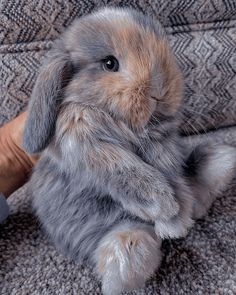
top-left (123, 95), bottom-right (157, 131)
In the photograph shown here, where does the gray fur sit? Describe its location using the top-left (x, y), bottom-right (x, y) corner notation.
top-left (185, 143), bottom-right (236, 219)
top-left (93, 221), bottom-right (162, 295)
top-left (23, 43), bottom-right (72, 153)
top-left (25, 8), bottom-right (236, 294)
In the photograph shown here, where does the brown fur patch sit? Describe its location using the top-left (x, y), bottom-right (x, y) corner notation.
top-left (116, 230), bottom-right (146, 250)
top-left (98, 230), bottom-right (143, 274)
top-left (98, 247), bottom-right (116, 274)
top-left (58, 105), bottom-right (90, 136)
top-left (99, 26), bottom-right (182, 126)
top-left (155, 39), bottom-right (183, 114)
top-left (65, 16), bottom-right (182, 130)
top-left (58, 103), bottom-right (123, 170)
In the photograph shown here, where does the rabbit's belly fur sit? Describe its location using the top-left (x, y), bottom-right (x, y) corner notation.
top-left (31, 155), bottom-right (151, 264)
top-left (31, 136), bottom-right (191, 264)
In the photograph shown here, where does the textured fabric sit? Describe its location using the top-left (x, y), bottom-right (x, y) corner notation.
top-left (1, 127), bottom-right (236, 294)
top-left (1, 0), bottom-right (236, 133)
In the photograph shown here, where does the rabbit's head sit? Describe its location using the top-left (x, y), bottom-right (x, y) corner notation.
top-left (23, 8), bottom-right (183, 154)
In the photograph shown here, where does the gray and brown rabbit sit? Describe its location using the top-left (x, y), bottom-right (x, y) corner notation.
top-left (23, 8), bottom-right (236, 294)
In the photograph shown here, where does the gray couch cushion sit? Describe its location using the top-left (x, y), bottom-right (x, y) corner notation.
top-left (1, 0), bottom-right (236, 134)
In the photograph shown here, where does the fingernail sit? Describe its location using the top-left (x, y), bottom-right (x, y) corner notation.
top-left (0, 193), bottom-right (9, 223)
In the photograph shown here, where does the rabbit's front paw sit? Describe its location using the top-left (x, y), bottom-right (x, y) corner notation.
top-left (127, 183), bottom-right (179, 222)
top-left (155, 216), bottom-right (193, 239)
top-left (151, 185), bottom-right (180, 220)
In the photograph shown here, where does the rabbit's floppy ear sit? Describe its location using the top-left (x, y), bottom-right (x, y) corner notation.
top-left (23, 43), bottom-right (72, 154)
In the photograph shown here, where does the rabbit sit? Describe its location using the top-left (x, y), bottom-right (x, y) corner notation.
top-left (23, 7), bottom-right (236, 295)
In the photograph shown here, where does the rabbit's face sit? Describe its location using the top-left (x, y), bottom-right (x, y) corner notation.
top-left (64, 8), bottom-right (183, 130)
top-left (23, 8), bottom-right (183, 154)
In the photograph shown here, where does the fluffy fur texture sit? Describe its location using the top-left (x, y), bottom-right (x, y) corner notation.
top-left (23, 8), bottom-right (236, 294)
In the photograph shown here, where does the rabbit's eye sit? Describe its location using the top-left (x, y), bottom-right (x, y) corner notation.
top-left (102, 56), bottom-right (119, 72)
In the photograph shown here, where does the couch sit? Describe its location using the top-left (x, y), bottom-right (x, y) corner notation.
top-left (1, 1), bottom-right (236, 294)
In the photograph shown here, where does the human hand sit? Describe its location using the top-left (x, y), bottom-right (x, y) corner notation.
top-left (0, 112), bottom-right (39, 198)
